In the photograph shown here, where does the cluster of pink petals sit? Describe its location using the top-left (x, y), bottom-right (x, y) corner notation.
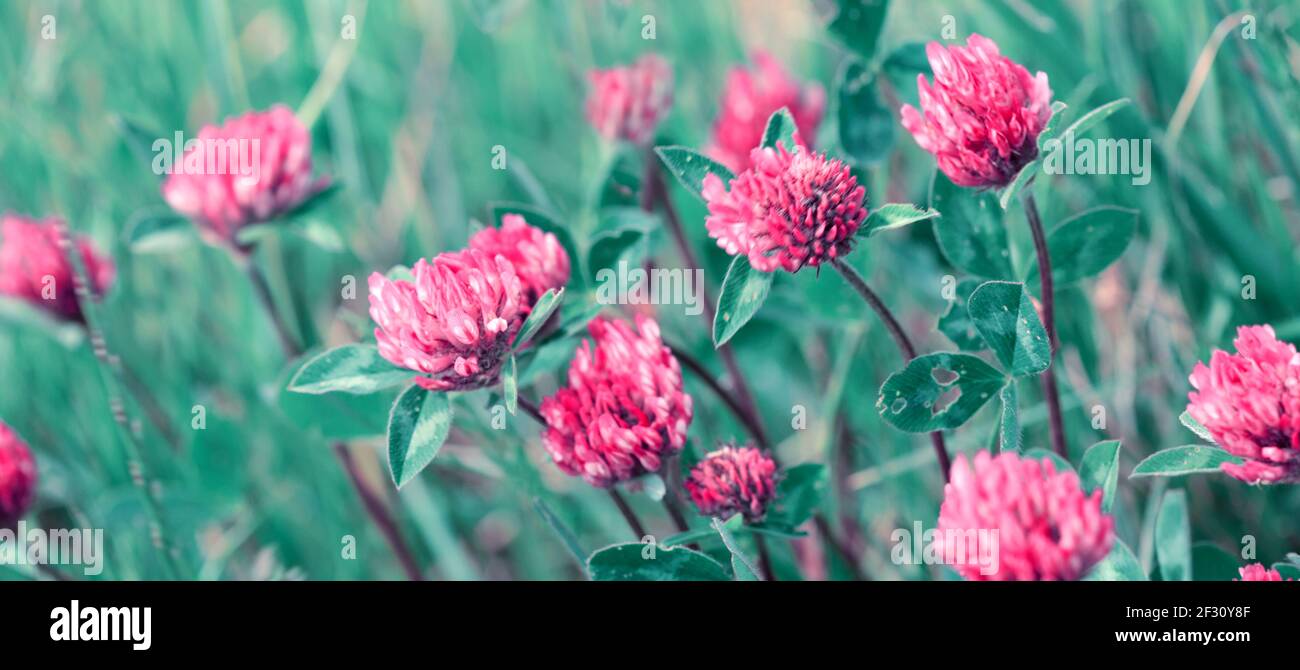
top-left (467, 214), bottom-right (569, 302)
top-left (1236, 563), bottom-right (1292, 581)
top-left (0, 422), bottom-right (36, 529)
top-left (0, 214), bottom-right (115, 323)
top-left (684, 444), bottom-right (779, 522)
top-left (585, 54), bottom-right (674, 145)
top-left (702, 135), bottom-right (865, 273)
top-left (540, 315), bottom-right (693, 488)
top-left (938, 451), bottom-right (1114, 581)
top-left (709, 51), bottom-right (825, 173)
top-left (368, 248), bottom-right (526, 391)
top-left (900, 34), bottom-right (1053, 189)
top-left (162, 105), bottom-right (330, 241)
top-left (1187, 325), bottom-right (1300, 484)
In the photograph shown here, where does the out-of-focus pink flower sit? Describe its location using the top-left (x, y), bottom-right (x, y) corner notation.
top-left (162, 105), bottom-right (330, 242)
top-left (539, 315), bottom-right (693, 488)
top-left (709, 51), bottom-right (825, 173)
top-left (1187, 325), bottom-right (1300, 484)
top-left (585, 55), bottom-right (674, 145)
top-left (368, 248), bottom-right (526, 391)
top-left (702, 135), bottom-right (865, 273)
top-left (684, 444), bottom-right (779, 522)
top-left (467, 214), bottom-right (569, 303)
top-left (938, 451), bottom-right (1114, 581)
top-left (0, 214), bottom-right (115, 323)
top-left (1236, 563), bottom-right (1290, 581)
top-left (900, 34), bottom-right (1053, 189)
top-left (0, 422), bottom-right (36, 529)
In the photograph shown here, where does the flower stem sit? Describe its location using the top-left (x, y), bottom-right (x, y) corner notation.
top-left (754, 534), bottom-right (777, 581)
top-left (608, 488), bottom-right (649, 539)
top-left (243, 258), bottom-right (301, 357)
top-left (1022, 192), bottom-right (1068, 459)
top-left (668, 341), bottom-right (862, 579)
top-left (642, 157), bottom-right (865, 578)
top-left (54, 223), bottom-right (186, 580)
top-left (515, 395), bottom-right (545, 424)
top-left (668, 342), bottom-right (769, 448)
top-left (661, 457), bottom-right (701, 550)
top-left (515, 396), bottom-right (651, 541)
top-left (642, 152), bottom-right (766, 444)
top-left (334, 443), bottom-right (424, 580)
top-left (830, 258), bottom-right (952, 481)
top-left (240, 250), bottom-right (423, 580)
top-left (662, 497), bottom-right (689, 533)
top-left (659, 457), bottom-right (691, 535)
top-left (830, 258), bottom-right (917, 359)
top-left (813, 514), bottom-right (867, 581)
top-left (118, 365), bottom-right (183, 452)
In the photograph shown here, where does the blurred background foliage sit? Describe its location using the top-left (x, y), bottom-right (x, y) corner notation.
top-left (0, 0), bottom-right (1297, 580)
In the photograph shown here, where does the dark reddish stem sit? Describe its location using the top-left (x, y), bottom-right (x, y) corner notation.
top-left (814, 514), bottom-right (867, 581)
top-left (662, 493), bottom-right (690, 534)
top-left (641, 156), bottom-right (864, 578)
top-left (516, 395), bottom-right (650, 541)
top-left (754, 535), bottom-right (776, 581)
top-left (642, 152), bottom-right (766, 443)
top-left (516, 395), bottom-right (545, 424)
top-left (1023, 192), bottom-right (1068, 459)
top-left (335, 444), bottom-right (424, 581)
top-left (608, 489), bottom-right (649, 539)
top-left (242, 252), bottom-right (423, 580)
top-left (831, 258), bottom-right (952, 481)
top-left (670, 337), bottom-right (863, 579)
top-left (668, 343), bottom-right (769, 448)
top-left (661, 455), bottom-right (702, 551)
top-left (243, 259), bottom-right (301, 357)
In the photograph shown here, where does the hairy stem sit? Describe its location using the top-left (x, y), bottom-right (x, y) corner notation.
top-left (1023, 192), bottom-right (1068, 459)
top-left (831, 259), bottom-right (952, 481)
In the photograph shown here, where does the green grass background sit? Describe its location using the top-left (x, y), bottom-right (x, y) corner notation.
top-left (0, 0), bottom-right (1297, 580)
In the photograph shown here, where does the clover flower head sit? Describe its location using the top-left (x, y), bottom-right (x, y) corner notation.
top-left (368, 248), bottom-right (526, 391)
top-left (539, 315), bottom-right (693, 488)
top-left (900, 34), bottom-right (1053, 188)
top-left (162, 105), bottom-right (330, 241)
top-left (938, 451), bottom-right (1114, 580)
top-left (702, 136), bottom-right (865, 273)
top-left (0, 214), bottom-right (114, 323)
top-left (1188, 325), bottom-right (1300, 484)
